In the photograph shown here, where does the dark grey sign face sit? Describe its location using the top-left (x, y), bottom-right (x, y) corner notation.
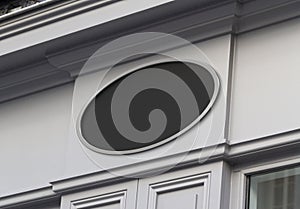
top-left (79, 61), bottom-right (219, 155)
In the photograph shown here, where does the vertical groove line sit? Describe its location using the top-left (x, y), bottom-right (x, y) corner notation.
top-left (134, 179), bottom-right (140, 209)
top-left (195, 194), bottom-right (199, 209)
top-left (224, 33), bottom-right (237, 142)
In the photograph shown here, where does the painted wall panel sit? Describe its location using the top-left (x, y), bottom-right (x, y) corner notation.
top-left (230, 17), bottom-right (300, 143)
top-left (137, 162), bottom-right (225, 209)
top-left (63, 34), bottom-right (230, 178)
top-left (0, 84), bottom-right (74, 196)
top-left (0, 34), bottom-right (230, 197)
top-left (147, 175), bottom-right (208, 209)
top-left (61, 181), bottom-right (138, 209)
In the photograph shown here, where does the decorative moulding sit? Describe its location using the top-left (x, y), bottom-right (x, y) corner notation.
top-left (1, 0), bottom-right (300, 103)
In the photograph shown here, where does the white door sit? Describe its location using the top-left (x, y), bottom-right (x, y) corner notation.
top-left (60, 162), bottom-right (225, 209)
top-left (137, 162), bottom-right (225, 209)
top-left (61, 180), bottom-right (138, 209)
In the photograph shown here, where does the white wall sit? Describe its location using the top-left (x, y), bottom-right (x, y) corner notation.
top-left (63, 34), bottom-right (231, 178)
top-left (230, 17), bottom-right (300, 143)
top-left (0, 84), bottom-right (73, 196)
top-left (5, 15), bottom-right (300, 195)
top-left (0, 35), bottom-right (231, 197)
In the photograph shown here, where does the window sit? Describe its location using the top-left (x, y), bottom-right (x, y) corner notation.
top-left (248, 165), bottom-right (300, 209)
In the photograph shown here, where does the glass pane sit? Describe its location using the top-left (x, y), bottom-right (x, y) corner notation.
top-left (249, 166), bottom-right (300, 209)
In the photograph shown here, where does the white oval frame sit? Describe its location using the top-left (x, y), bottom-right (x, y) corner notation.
top-left (76, 57), bottom-right (220, 155)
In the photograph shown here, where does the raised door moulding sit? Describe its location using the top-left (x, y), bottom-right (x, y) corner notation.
top-left (147, 173), bottom-right (210, 209)
top-left (70, 191), bottom-right (126, 209)
top-left (60, 180), bottom-right (137, 209)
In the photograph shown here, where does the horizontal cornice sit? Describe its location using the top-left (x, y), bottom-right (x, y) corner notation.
top-left (1, 128), bottom-right (300, 208)
top-left (0, 0), bottom-right (300, 104)
top-left (0, 0), bottom-right (120, 40)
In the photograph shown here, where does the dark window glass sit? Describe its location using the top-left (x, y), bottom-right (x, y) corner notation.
top-left (249, 166), bottom-right (300, 209)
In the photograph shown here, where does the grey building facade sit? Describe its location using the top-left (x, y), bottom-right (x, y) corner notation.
top-left (1, 0), bottom-right (300, 209)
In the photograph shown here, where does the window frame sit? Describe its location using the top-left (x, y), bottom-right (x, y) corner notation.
top-left (230, 157), bottom-right (300, 209)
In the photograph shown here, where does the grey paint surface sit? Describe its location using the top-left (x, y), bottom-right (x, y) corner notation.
top-left (0, 84), bottom-right (74, 196)
top-left (0, 34), bottom-right (230, 197)
top-left (0, 0), bottom-right (174, 56)
top-left (230, 17), bottom-right (300, 142)
top-left (64, 34), bottom-right (230, 178)
top-left (1, 0), bottom-right (300, 208)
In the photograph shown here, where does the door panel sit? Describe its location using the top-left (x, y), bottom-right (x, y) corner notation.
top-left (148, 174), bottom-right (209, 209)
top-left (60, 162), bottom-right (226, 209)
top-left (137, 162), bottom-right (225, 209)
top-left (61, 181), bottom-right (137, 209)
